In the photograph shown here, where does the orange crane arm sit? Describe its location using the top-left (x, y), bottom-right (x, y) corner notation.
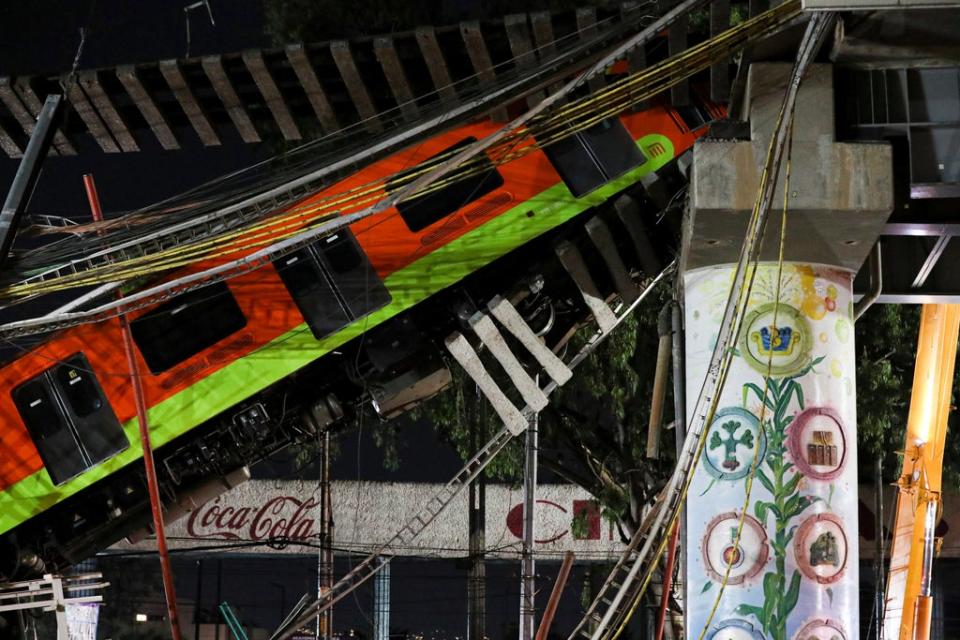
top-left (883, 304), bottom-right (960, 640)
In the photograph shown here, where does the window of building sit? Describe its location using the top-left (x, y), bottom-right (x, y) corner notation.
top-left (130, 281), bottom-right (247, 374)
top-left (388, 137), bottom-right (505, 232)
top-left (12, 353), bottom-right (127, 486)
top-left (541, 116), bottom-right (646, 198)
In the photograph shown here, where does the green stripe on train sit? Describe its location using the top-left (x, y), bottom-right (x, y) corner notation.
top-left (0, 134), bottom-right (674, 535)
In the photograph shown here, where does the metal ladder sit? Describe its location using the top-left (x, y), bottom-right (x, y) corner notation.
top-left (271, 241), bottom-right (668, 640)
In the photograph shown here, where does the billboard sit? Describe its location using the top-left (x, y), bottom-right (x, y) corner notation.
top-left (114, 481), bottom-right (627, 560)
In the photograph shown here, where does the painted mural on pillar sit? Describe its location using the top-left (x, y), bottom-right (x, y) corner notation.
top-left (684, 263), bottom-right (858, 640)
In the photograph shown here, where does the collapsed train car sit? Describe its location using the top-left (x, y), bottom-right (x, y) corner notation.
top-left (0, 98), bottom-right (714, 578)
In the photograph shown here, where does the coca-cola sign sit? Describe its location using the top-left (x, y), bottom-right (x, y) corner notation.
top-left (115, 480), bottom-right (628, 559)
top-left (186, 495), bottom-right (318, 541)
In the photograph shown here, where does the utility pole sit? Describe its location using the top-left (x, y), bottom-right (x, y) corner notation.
top-left (520, 395), bottom-right (538, 640)
top-left (373, 559), bottom-right (390, 640)
top-left (874, 456), bottom-right (884, 640)
top-left (468, 387), bottom-right (486, 640)
top-left (317, 430), bottom-right (333, 639)
top-left (83, 175), bottom-right (182, 640)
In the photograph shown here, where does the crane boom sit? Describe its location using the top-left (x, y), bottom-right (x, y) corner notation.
top-left (883, 304), bottom-right (960, 640)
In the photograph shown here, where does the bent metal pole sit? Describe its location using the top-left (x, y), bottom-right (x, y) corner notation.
top-left (83, 174), bottom-right (183, 640)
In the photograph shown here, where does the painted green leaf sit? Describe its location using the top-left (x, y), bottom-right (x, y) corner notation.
top-left (754, 500), bottom-right (770, 527)
top-left (734, 603), bottom-right (765, 620)
top-left (783, 471), bottom-right (802, 496)
top-left (701, 581), bottom-right (713, 593)
top-left (783, 570), bottom-right (802, 615)
top-left (756, 468), bottom-right (775, 494)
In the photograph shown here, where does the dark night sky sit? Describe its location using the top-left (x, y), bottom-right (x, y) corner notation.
top-left (0, 3), bottom-right (592, 638)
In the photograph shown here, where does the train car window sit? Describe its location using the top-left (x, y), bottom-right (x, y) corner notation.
top-left (675, 104), bottom-right (708, 132)
top-left (12, 353), bottom-right (127, 485)
top-left (388, 137), bottom-right (505, 232)
top-left (131, 282), bottom-right (247, 374)
top-left (322, 233), bottom-right (362, 273)
top-left (53, 355), bottom-right (128, 466)
top-left (13, 380), bottom-right (65, 440)
top-left (274, 247), bottom-right (352, 340)
top-left (275, 230), bottom-right (392, 340)
top-left (316, 231), bottom-right (392, 322)
top-left (55, 362), bottom-right (102, 417)
top-left (541, 116), bottom-right (646, 198)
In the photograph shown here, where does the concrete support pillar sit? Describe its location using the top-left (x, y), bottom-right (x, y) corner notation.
top-left (373, 559), bottom-right (390, 640)
top-left (681, 63), bottom-right (893, 640)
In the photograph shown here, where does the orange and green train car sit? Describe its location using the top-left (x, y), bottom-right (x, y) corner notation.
top-left (0, 99), bottom-right (712, 577)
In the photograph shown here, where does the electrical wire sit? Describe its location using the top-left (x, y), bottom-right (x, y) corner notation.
top-left (0, 0), bottom-right (801, 315)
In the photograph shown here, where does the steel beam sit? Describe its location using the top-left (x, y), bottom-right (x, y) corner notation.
top-left (912, 234), bottom-right (951, 289)
top-left (330, 40), bottom-right (382, 132)
top-left (373, 37), bottom-right (420, 121)
top-left (414, 26), bottom-right (457, 103)
top-left (116, 65), bottom-right (180, 150)
top-left (285, 44), bottom-right (340, 133)
top-left (159, 59), bottom-right (221, 146)
top-left (242, 49), bottom-right (301, 141)
top-left (0, 94), bottom-right (62, 269)
top-left (78, 71), bottom-right (139, 152)
top-left (202, 55), bottom-right (261, 144)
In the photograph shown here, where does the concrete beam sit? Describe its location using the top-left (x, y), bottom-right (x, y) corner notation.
top-left (285, 44), bottom-right (340, 133)
top-left (373, 37), bottom-right (419, 121)
top-left (0, 77), bottom-right (50, 154)
top-left (330, 40), bottom-right (382, 132)
top-left (242, 50), bottom-right (301, 141)
top-left (62, 78), bottom-right (120, 153)
top-left (710, 0), bottom-right (731, 102)
top-left (460, 21), bottom-right (497, 87)
top-left (576, 8), bottom-right (605, 92)
top-left (0, 123), bottom-right (21, 158)
top-left (668, 13), bottom-right (690, 105)
top-left (11, 78), bottom-right (75, 155)
top-left (504, 14), bottom-right (543, 107)
top-left (620, 3), bottom-right (648, 109)
top-left (530, 12), bottom-right (562, 94)
top-left (116, 65), bottom-right (179, 150)
top-left (685, 63), bottom-right (894, 273)
top-left (159, 60), bottom-right (220, 147)
top-left (460, 21), bottom-right (507, 121)
top-left (414, 27), bottom-right (457, 103)
top-left (78, 71), bottom-right (139, 152)
top-left (201, 55), bottom-right (260, 144)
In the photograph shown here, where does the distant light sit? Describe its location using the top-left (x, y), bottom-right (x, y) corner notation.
top-left (135, 613), bottom-right (148, 622)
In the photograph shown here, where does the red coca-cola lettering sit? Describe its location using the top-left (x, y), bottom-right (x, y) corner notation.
top-left (186, 495), bottom-right (318, 541)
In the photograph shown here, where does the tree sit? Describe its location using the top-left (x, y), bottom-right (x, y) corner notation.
top-left (411, 285), bottom-right (676, 539)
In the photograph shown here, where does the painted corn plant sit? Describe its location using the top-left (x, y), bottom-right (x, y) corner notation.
top-left (734, 357), bottom-right (824, 640)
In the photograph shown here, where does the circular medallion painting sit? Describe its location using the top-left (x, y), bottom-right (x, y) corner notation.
top-left (794, 513), bottom-right (848, 584)
top-left (706, 619), bottom-right (766, 640)
top-left (701, 512), bottom-right (769, 585)
top-left (791, 618), bottom-right (847, 640)
top-left (739, 302), bottom-right (812, 376)
top-left (787, 407), bottom-right (847, 481)
top-left (704, 407), bottom-right (766, 481)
